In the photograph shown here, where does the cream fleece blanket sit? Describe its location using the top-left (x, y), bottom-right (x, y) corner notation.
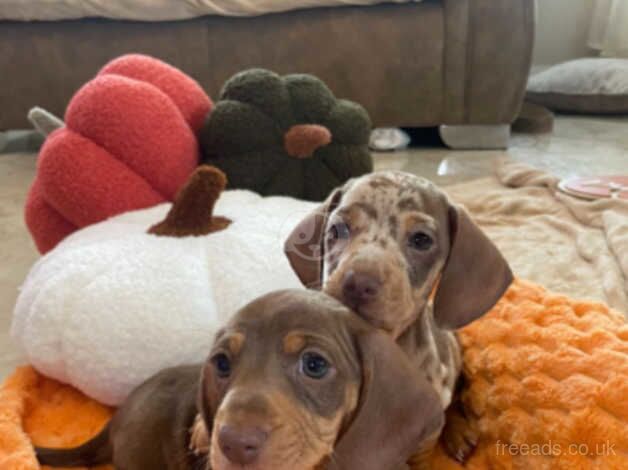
top-left (447, 160), bottom-right (628, 314)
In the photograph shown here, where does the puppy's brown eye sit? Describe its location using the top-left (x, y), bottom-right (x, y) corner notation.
top-left (300, 352), bottom-right (330, 379)
top-left (409, 232), bottom-right (433, 251)
top-left (212, 353), bottom-right (231, 378)
top-left (329, 222), bottom-right (350, 241)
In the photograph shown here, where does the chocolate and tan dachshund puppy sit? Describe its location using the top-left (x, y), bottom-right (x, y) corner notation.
top-left (36, 289), bottom-right (443, 470)
top-left (284, 171), bottom-right (514, 461)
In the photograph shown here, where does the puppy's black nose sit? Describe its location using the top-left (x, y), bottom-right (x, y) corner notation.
top-left (342, 270), bottom-right (380, 305)
top-left (218, 425), bottom-right (267, 465)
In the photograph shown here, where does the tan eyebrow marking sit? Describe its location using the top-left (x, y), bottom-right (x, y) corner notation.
top-left (408, 213), bottom-right (436, 223)
top-left (403, 213), bottom-right (437, 231)
top-left (283, 332), bottom-right (306, 354)
top-left (228, 332), bottom-right (245, 356)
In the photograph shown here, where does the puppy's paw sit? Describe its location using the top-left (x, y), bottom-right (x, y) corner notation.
top-left (189, 413), bottom-right (210, 456)
top-left (440, 406), bottom-right (479, 463)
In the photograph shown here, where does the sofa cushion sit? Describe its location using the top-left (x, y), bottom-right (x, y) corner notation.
top-left (526, 58), bottom-right (628, 114)
top-left (1, 0), bottom-right (421, 21)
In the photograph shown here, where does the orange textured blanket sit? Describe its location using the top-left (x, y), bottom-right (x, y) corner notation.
top-left (1, 280), bottom-right (627, 470)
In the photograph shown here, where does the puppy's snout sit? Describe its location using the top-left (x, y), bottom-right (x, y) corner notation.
top-left (218, 424), bottom-right (268, 465)
top-left (342, 270), bottom-right (380, 306)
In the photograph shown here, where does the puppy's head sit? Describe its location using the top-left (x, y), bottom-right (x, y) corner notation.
top-left (200, 289), bottom-right (443, 470)
top-left (285, 171), bottom-right (513, 336)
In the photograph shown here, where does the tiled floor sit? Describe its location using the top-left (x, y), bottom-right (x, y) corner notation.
top-left (1, 114), bottom-right (627, 381)
top-left (373, 115), bottom-right (628, 184)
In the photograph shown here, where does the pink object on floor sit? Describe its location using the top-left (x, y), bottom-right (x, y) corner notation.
top-left (559, 175), bottom-right (628, 200)
top-left (25, 54), bottom-right (213, 253)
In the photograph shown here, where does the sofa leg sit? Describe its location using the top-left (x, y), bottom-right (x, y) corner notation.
top-left (439, 124), bottom-right (510, 150)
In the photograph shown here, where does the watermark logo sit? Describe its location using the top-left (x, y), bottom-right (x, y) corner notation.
top-left (281, 210), bottom-right (326, 262)
top-left (496, 440), bottom-right (616, 457)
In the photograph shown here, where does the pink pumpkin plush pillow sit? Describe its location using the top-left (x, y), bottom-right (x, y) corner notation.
top-left (25, 54), bottom-right (212, 253)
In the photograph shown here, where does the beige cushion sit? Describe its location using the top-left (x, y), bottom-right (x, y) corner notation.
top-left (1, 0), bottom-right (419, 21)
top-left (526, 59), bottom-right (628, 114)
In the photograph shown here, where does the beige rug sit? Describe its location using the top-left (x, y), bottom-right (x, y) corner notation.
top-left (446, 160), bottom-right (628, 314)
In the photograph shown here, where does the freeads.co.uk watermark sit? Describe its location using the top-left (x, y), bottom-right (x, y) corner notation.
top-left (496, 440), bottom-right (616, 457)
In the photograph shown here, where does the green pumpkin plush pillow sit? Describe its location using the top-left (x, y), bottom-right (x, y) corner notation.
top-left (199, 68), bottom-right (373, 201)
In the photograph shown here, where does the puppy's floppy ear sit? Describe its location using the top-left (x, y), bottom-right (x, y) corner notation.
top-left (330, 329), bottom-right (444, 470)
top-left (197, 360), bottom-right (218, 439)
top-left (284, 188), bottom-right (344, 289)
top-left (433, 204), bottom-right (513, 329)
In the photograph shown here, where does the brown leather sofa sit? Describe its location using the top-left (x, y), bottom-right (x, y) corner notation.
top-left (0, 0), bottom-right (534, 148)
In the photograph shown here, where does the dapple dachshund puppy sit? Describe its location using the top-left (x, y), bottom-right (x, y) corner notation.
top-left (284, 171), bottom-right (514, 461)
top-left (36, 289), bottom-right (443, 470)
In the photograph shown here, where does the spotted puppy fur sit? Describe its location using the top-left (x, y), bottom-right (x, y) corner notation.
top-left (286, 170), bottom-right (513, 461)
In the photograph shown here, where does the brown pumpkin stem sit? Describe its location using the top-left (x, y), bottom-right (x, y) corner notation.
top-left (284, 124), bottom-right (332, 159)
top-left (148, 165), bottom-right (231, 237)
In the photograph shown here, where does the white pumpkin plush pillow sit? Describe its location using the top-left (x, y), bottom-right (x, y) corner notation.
top-left (12, 167), bottom-right (315, 405)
